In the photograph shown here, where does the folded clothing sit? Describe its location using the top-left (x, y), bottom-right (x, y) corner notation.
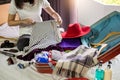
top-left (57, 38), bottom-right (81, 50)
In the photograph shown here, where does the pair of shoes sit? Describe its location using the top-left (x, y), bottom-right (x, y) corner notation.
top-left (0, 40), bottom-right (15, 48)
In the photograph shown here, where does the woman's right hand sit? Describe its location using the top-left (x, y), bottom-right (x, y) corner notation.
top-left (20, 18), bottom-right (35, 26)
top-left (8, 14), bottom-right (35, 26)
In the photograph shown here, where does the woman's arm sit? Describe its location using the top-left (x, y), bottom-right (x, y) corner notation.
top-left (8, 14), bottom-right (35, 27)
top-left (43, 6), bottom-right (62, 25)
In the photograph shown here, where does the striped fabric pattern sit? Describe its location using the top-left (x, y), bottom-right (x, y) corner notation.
top-left (53, 45), bottom-right (98, 78)
top-left (23, 20), bottom-right (62, 56)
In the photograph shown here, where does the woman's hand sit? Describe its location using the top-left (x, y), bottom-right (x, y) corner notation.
top-left (8, 14), bottom-right (35, 26)
top-left (56, 16), bottom-right (62, 25)
top-left (44, 6), bottom-right (63, 26)
top-left (20, 18), bottom-right (35, 26)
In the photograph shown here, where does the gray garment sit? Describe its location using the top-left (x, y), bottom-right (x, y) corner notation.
top-left (23, 20), bottom-right (62, 56)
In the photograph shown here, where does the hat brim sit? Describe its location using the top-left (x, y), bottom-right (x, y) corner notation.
top-left (61, 26), bottom-right (90, 38)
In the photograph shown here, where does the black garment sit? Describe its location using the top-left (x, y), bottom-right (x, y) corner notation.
top-left (17, 34), bottom-right (30, 51)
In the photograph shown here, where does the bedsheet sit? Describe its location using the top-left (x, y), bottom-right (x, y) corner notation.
top-left (0, 53), bottom-right (55, 80)
top-left (0, 46), bottom-right (67, 80)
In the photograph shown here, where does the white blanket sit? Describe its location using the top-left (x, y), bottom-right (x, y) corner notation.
top-left (0, 23), bottom-right (19, 38)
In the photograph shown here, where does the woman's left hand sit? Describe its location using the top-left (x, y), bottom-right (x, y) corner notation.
top-left (56, 17), bottom-right (62, 26)
top-left (44, 6), bottom-right (63, 25)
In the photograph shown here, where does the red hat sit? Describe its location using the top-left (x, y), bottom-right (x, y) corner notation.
top-left (61, 23), bottom-right (91, 38)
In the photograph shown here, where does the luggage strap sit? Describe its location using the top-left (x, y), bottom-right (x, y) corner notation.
top-left (91, 32), bottom-right (120, 47)
top-left (48, 62), bottom-right (55, 70)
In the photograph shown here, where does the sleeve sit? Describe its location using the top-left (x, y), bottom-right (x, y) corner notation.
top-left (8, 0), bottom-right (17, 15)
top-left (42, 0), bottom-right (50, 8)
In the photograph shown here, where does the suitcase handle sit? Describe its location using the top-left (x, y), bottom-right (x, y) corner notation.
top-left (93, 44), bottom-right (108, 64)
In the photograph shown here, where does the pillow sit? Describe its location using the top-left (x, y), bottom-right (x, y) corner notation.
top-left (0, 23), bottom-right (19, 38)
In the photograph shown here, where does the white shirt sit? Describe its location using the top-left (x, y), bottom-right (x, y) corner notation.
top-left (9, 0), bottom-right (50, 35)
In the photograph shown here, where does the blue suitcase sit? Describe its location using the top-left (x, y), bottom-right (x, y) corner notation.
top-left (81, 11), bottom-right (120, 63)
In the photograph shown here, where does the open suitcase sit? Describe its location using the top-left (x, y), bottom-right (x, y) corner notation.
top-left (81, 11), bottom-right (120, 63)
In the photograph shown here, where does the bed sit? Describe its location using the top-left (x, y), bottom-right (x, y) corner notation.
top-left (0, 3), bottom-right (120, 80)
